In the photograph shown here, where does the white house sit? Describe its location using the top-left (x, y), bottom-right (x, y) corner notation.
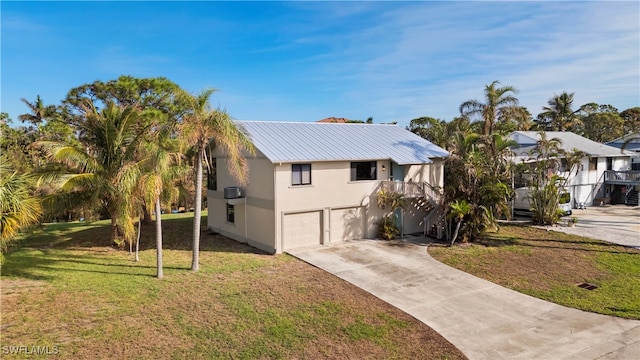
top-left (607, 133), bottom-right (640, 170)
top-left (207, 121), bottom-right (448, 254)
top-left (509, 131), bottom-right (637, 206)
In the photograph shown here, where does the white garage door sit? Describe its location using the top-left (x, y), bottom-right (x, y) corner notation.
top-left (331, 207), bottom-right (365, 242)
top-left (282, 211), bottom-right (322, 250)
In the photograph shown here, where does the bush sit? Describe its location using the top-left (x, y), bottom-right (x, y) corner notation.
top-left (377, 215), bottom-right (400, 240)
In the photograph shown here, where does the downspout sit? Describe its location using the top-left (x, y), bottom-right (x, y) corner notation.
top-left (274, 163), bottom-right (279, 253)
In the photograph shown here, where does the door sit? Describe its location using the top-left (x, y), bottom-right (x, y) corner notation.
top-left (391, 162), bottom-right (404, 181)
top-left (282, 211), bottom-right (322, 250)
top-left (331, 207), bottom-right (365, 242)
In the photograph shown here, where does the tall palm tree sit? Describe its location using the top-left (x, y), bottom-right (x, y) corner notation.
top-left (178, 89), bottom-right (254, 271)
top-left (537, 92), bottom-right (582, 131)
top-left (0, 157), bottom-right (43, 250)
top-left (37, 102), bottom-right (150, 246)
top-left (460, 81), bottom-right (520, 136)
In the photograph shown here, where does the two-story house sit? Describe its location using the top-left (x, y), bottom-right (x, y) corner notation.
top-left (509, 131), bottom-right (636, 206)
top-left (207, 121), bottom-right (448, 254)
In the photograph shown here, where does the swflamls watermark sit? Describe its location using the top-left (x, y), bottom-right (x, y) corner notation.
top-left (2, 345), bottom-right (59, 355)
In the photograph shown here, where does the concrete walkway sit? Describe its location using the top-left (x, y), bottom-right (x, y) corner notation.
top-left (288, 238), bottom-right (640, 360)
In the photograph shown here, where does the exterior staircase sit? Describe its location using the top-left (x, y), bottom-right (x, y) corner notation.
top-left (626, 188), bottom-right (639, 206)
top-left (379, 180), bottom-right (446, 237)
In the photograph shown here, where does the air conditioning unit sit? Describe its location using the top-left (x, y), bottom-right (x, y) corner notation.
top-left (224, 186), bottom-right (243, 199)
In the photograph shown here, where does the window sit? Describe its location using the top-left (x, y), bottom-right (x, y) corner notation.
top-left (207, 158), bottom-right (217, 190)
top-left (351, 161), bottom-right (377, 181)
top-left (589, 158), bottom-right (598, 171)
top-left (226, 203), bottom-right (235, 223)
top-left (559, 159), bottom-right (568, 172)
top-left (292, 164), bottom-right (311, 186)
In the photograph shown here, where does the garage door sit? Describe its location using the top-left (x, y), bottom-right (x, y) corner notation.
top-left (331, 207), bottom-right (365, 242)
top-left (282, 211), bottom-right (322, 250)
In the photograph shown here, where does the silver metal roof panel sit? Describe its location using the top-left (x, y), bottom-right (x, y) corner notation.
top-left (510, 131), bottom-right (632, 157)
top-left (235, 121), bottom-right (449, 164)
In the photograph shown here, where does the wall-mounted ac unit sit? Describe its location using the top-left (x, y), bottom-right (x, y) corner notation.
top-left (224, 186), bottom-right (243, 199)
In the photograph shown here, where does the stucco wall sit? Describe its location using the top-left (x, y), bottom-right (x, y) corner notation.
top-left (208, 155), bottom-right (444, 253)
top-left (208, 155), bottom-right (276, 253)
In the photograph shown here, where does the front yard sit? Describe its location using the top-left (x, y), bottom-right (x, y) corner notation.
top-left (428, 224), bottom-right (640, 320)
top-left (1, 213), bottom-right (466, 359)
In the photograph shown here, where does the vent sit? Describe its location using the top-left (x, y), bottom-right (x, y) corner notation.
top-left (577, 283), bottom-right (598, 290)
top-left (224, 186), bottom-right (243, 199)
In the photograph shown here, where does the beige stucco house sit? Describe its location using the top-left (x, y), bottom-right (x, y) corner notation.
top-left (207, 121), bottom-right (448, 254)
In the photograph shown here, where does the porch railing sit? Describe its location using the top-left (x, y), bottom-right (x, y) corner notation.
top-left (380, 180), bottom-right (423, 197)
top-left (379, 180), bottom-right (443, 206)
top-left (604, 170), bottom-right (640, 184)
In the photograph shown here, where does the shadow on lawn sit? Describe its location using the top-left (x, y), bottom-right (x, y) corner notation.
top-left (2, 215), bottom-right (269, 281)
top-left (477, 234), bottom-right (639, 255)
top-left (44, 215), bottom-right (268, 255)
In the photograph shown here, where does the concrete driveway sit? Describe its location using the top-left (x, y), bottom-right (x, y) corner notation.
top-left (288, 238), bottom-right (640, 360)
top-left (545, 205), bottom-right (640, 248)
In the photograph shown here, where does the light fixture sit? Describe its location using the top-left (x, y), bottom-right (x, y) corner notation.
top-left (382, 164), bottom-right (386, 171)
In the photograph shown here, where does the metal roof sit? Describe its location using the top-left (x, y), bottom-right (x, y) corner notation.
top-left (509, 131), bottom-right (631, 157)
top-left (606, 132), bottom-right (640, 152)
top-left (235, 121), bottom-right (449, 165)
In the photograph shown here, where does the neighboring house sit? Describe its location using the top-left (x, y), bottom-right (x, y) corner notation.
top-left (317, 117), bottom-right (350, 123)
top-left (607, 133), bottom-right (640, 170)
top-left (509, 131), bottom-right (638, 206)
top-left (207, 121), bottom-right (448, 254)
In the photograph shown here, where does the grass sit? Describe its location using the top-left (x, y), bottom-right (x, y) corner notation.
top-left (428, 224), bottom-right (640, 319)
top-left (1, 212), bottom-right (466, 359)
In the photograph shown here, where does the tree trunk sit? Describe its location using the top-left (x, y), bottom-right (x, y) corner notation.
top-left (141, 204), bottom-right (153, 225)
top-left (450, 220), bottom-right (462, 246)
top-left (156, 198), bottom-right (164, 279)
top-left (191, 148), bottom-right (203, 271)
top-left (135, 217), bottom-right (141, 262)
top-left (110, 216), bottom-right (119, 247)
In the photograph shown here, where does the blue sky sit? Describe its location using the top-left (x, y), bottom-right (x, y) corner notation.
top-left (2, 1), bottom-right (639, 128)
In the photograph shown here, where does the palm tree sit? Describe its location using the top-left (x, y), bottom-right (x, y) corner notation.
top-left (37, 102), bottom-right (150, 246)
top-left (18, 95), bottom-right (55, 126)
top-left (138, 138), bottom-right (186, 278)
top-left (460, 81), bottom-right (520, 136)
top-left (537, 92), bottom-right (582, 131)
top-left (0, 157), bottom-right (43, 251)
top-left (178, 89), bottom-right (254, 271)
top-left (448, 199), bottom-right (471, 246)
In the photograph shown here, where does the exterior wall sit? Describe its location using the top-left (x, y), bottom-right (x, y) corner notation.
top-left (208, 155), bottom-right (276, 253)
top-left (208, 154), bottom-right (445, 254)
top-left (274, 160), bottom-right (388, 252)
top-left (564, 156), bottom-right (631, 206)
top-left (404, 160), bottom-right (445, 188)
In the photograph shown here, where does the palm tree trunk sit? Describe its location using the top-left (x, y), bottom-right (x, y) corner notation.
top-left (191, 148), bottom-right (203, 271)
top-left (451, 220), bottom-right (462, 246)
top-left (135, 217), bottom-right (141, 262)
top-left (156, 197), bottom-right (164, 279)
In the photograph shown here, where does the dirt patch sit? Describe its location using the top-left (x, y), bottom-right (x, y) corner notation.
top-left (1, 279), bottom-right (49, 295)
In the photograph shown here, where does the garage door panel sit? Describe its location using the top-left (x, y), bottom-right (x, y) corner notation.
top-left (331, 207), bottom-right (365, 242)
top-left (283, 211), bottom-right (322, 250)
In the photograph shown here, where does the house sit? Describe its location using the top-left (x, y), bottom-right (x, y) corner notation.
top-left (509, 131), bottom-right (638, 206)
top-left (606, 133), bottom-right (640, 170)
top-left (207, 121), bottom-right (448, 254)
top-left (317, 117), bottom-right (350, 123)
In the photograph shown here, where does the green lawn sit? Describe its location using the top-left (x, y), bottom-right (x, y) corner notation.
top-left (1, 212), bottom-right (466, 359)
top-left (428, 224), bottom-right (640, 320)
